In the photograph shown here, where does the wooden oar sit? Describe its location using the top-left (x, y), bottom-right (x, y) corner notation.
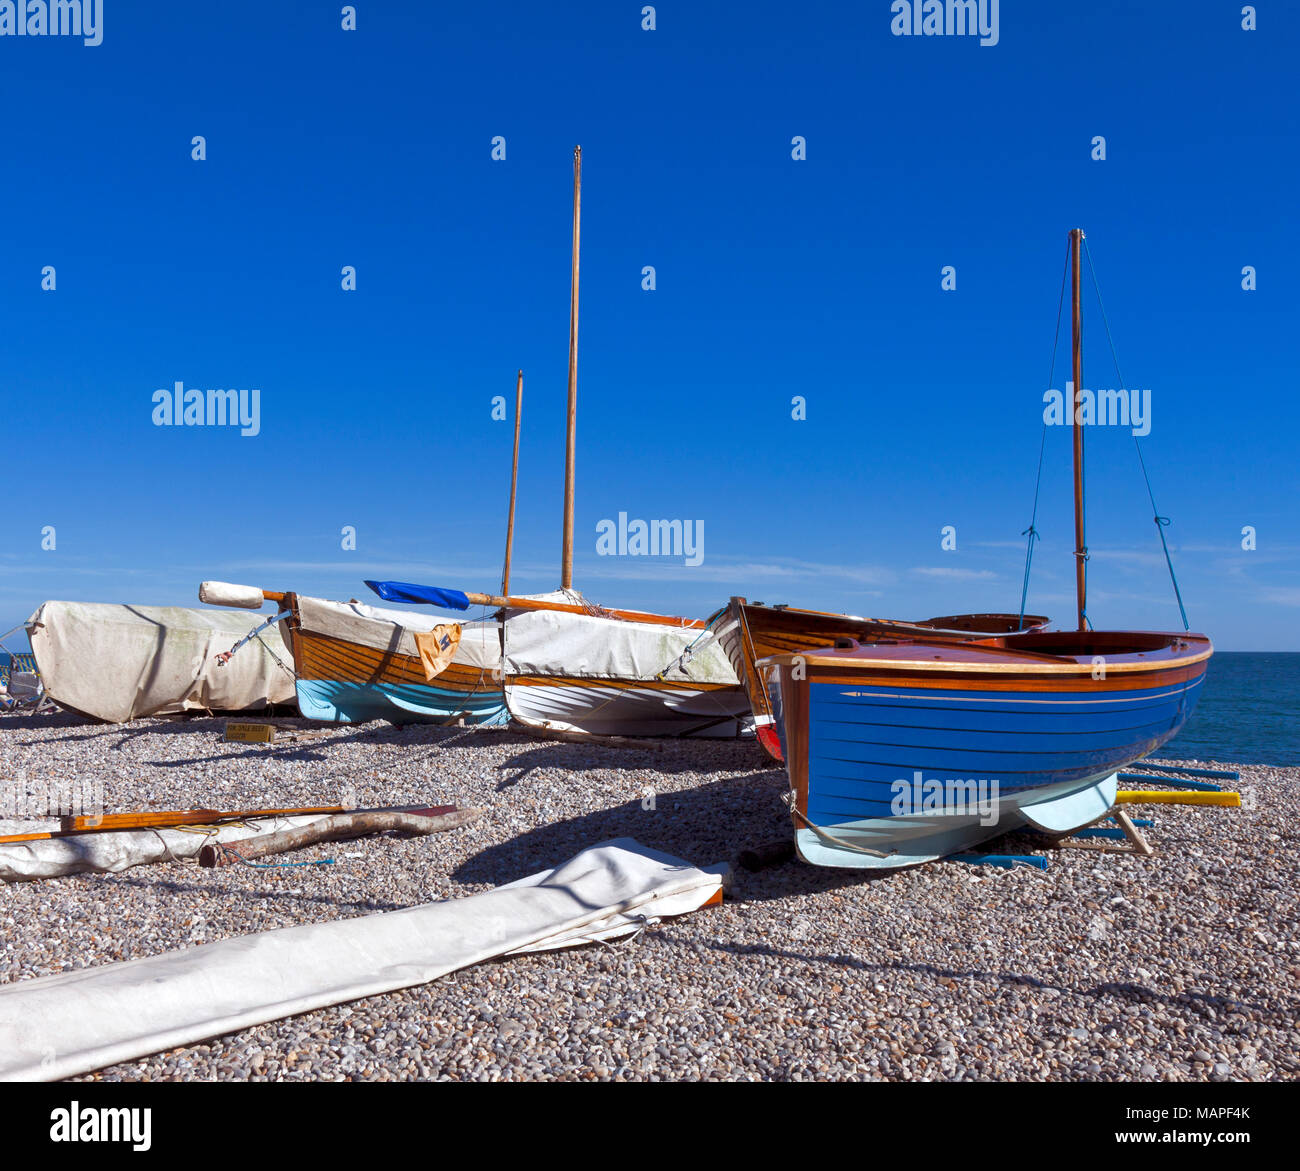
top-left (0, 805), bottom-right (346, 845)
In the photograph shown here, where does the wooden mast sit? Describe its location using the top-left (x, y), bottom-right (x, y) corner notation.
top-left (560, 145), bottom-right (582, 590)
top-left (501, 370), bottom-right (523, 595)
top-left (1070, 228), bottom-right (1087, 631)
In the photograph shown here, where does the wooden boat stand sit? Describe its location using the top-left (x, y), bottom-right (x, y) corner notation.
top-left (1041, 805), bottom-right (1154, 857)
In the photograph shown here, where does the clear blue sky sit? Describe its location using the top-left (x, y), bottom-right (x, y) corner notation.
top-left (2, 2), bottom-right (1296, 651)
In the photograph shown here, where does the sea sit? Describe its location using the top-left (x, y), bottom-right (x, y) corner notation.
top-left (1, 650), bottom-right (1296, 766)
top-left (1163, 652), bottom-right (1300, 767)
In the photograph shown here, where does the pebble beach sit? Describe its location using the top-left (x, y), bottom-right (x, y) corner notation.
top-left (1, 710), bottom-right (1296, 1082)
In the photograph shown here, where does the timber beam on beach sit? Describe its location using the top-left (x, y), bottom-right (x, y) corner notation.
top-left (198, 806), bottom-right (483, 868)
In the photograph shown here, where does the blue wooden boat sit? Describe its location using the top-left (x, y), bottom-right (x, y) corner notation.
top-left (761, 630), bottom-right (1210, 867)
top-left (759, 229), bottom-right (1212, 868)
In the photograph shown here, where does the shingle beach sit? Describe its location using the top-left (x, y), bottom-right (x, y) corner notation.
top-left (1, 711), bottom-right (1295, 1082)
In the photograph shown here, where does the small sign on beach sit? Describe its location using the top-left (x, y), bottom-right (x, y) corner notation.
top-left (224, 722), bottom-right (276, 744)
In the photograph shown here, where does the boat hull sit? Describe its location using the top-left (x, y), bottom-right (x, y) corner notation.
top-left (285, 598), bottom-right (506, 726)
top-left (716, 598), bottom-right (1051, 761)
top-left (505, 675), bottom-right (750, 738)
top-left (498, 595), bottom-right (751, 738)
top-left (794, 772), bottom-right (1120, 869)
top-left (766, 632), bottom-right (1210, 869)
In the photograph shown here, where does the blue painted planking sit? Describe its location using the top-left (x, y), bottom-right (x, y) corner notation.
top-left (804, 674), bottom-right (1205, 827)
top-left (296, 678), bottom-right (508, 725)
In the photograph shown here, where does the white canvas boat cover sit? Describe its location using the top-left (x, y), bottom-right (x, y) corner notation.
top-left (0, 839), bottom-right (725, 1081)
top-left (0, 813), bottom-right (335, 884)
top-left (27, 601), bottom-right (296, 723)
top-left (295, 595), bottom-right (499, 670)
top-left (503, 591), bottom-right (736, 684)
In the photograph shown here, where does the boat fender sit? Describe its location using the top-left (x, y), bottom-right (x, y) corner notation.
top-left (200, 581), bottom-right (268, 609)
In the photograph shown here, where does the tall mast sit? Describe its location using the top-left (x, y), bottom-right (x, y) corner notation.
top-left (560, 145), bottom-right (582, 591)
top-left (501, 370), bottom-right (523, 596)
top-left (1070, 228), bottom-right (1087, 631)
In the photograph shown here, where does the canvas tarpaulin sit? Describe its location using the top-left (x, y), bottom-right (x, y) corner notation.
top-left (0, 840), bottom-right (726, 1081)
top-left (295, 596), bottom-right (499, 670)
top-left (26, 601), bottom-right (296, 723)
top-left (502, 591), bottom-right (736, 684)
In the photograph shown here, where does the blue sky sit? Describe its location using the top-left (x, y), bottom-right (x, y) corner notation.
top-left (1, 1), bottom-right (1297, 651)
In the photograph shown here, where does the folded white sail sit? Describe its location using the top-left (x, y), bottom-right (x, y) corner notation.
top-left (0, 840), bottom-right (726, 1081)
top-left (0, 814), bottom-right (335, 884)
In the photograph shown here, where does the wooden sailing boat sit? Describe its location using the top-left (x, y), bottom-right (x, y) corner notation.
top-left (197, 581), bottom-right (508, 725)
top-left (369, 149), bottom-right (751, 738)
top-left (713, 597), bottom-right (1050, 760)
top-left (356, 148), bottom-right (1037, 738)
top-left (203, 152), bottom-right (750, 735)
top-left (759, 229), bottom-right (1212, 868)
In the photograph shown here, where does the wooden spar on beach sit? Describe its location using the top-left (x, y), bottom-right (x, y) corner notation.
top-left (1070, 227), bottom-right (1088, 631)
top-left (198, 806), bottom-right (483, 867)
top-left (0, 805), bottom-right (346, 845)
top-left (458, 589), bottom-right (706, 628)
top-left (561, 145), bottom-right (581, 591)
top-left (209, 579), bottom-right (706, 629)
top-left (502, 370), bottom-right (524, 596)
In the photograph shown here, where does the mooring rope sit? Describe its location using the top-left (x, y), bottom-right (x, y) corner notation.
top-left (782, 790), bottom-right (893, 859)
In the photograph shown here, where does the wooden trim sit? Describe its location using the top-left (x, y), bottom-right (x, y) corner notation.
top-left (763, 646), bottom-right (1211, 676)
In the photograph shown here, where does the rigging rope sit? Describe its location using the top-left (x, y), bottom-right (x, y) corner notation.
top-left (1081, 239), bottom-right (1191, 631)
top-left (1018, 238), bottom-right (1071, 629)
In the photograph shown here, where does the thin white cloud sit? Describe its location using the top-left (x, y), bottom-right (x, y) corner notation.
top-left (911, 567), bottom-right (998, 581)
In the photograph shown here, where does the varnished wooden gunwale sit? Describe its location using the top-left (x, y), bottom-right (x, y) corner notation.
top-left (803, 672), bottom-right (1206, 699)
top-left (768, 648), bottom-right (1211, 682)
top-left (723, 597), bottom-right (1054, 727)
